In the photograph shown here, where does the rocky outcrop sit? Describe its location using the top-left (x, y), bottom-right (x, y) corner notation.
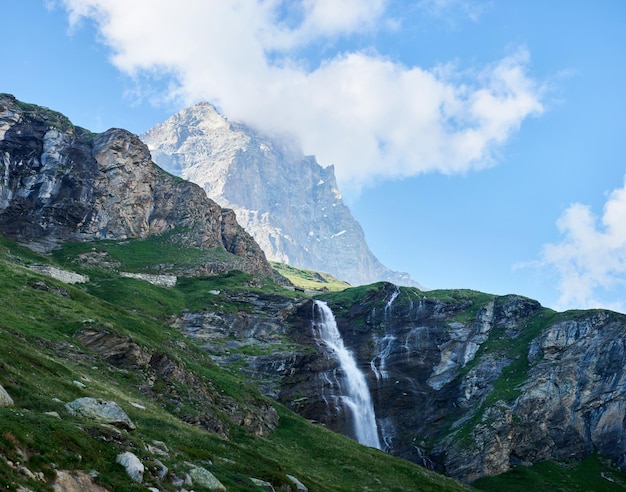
top-left (188, 467), bottom-right (227, 491)
top-left (76, 327), bottom-right (279, 438)
top-left (142, 102), bottom-right (417, 287)
top-left (119, 272), bottom-right (177, 287)
top-left (444, 310), bottom-right (626, 481)
top-left (0, 94), bottom-right (272, 277)
top-left (53, 470), bottom-right (110, 492)
top-left (184, 284), bottom-right (626, 483)
top-left (320, 286), bottom-right (626, 482)
top-left (65, 397), bottom-right (136, 430)
top-left (29, 265), bottom-right (89, 284)
top-left (174, 292), bottom-right (309, 399)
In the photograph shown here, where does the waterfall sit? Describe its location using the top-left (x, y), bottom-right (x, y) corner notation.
top-left (372, 286), bottom-right (400, 381)
top-left (312, 300), bottom-right (381, 449)
top-left (384, 286), bottom-right (400, 314)
top-left (370, 334), bottom-right (396, 381)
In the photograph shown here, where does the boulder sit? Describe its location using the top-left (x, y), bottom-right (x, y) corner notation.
top-left (286, 474), bottom-right (308, 491)
top-left (188, 467), bottom-right (226, 491)
top-left (65, 397), bottom-right (135, 430)
top-left (116, 452), bottom-right (144, 483)
top-left (0, 385), bottom-right (14, 407)
top-left (250, 477), bottom-right (275, 491)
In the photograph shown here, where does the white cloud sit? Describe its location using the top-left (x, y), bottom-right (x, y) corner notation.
top-left (58, 0), bottom-right (543, 198)
top-left (535, 177), bottom-right (626, 312)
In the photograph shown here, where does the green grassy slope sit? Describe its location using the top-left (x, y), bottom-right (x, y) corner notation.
top-left (271, 262), bottom-right (351, 292)
top-left (0, 234), bottom-right (469, 491)
top-left (473, 454), bottom-right (626, 491)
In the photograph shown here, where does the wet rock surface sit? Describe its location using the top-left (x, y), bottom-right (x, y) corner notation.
top-left (187, 285), bottom-right (626, 482)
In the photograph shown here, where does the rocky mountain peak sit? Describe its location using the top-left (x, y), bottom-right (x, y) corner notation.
top-left (142, 103), bottom-right (419, 287)
top-left (0, 94), bottom-right (272, 277)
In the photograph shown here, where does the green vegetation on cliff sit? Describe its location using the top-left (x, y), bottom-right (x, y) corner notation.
top-left (0, 234), bottom-right (469, 491)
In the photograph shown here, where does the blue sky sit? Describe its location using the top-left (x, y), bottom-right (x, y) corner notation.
top-left (4, 1), bottom-right (626, 312)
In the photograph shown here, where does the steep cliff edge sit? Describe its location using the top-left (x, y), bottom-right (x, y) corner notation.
top-left (141, 102), bottom-right (418, 287)
top-left (0, 94), bottom-right (271, 277)
top-left (182, 283), bottom-right (626, 483)
top-left (322, 285), bottom-right (626, 482)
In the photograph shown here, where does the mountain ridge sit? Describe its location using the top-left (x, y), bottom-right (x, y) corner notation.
top-left (2, 94), bottom-right (626, 491)
top-left (141, 102), bottom-right (419, 287)
top-left (0, 93), bottom-right (272, 278)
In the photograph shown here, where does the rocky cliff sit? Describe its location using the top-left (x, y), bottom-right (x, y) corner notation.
top-left (4, 93), bottom-right (625, 489)
top-left (0, 94), bottom-right (272, 276)
top-left (179, 283), bottom-right (626, 483)
top-left (141, 102), bottom-right (417, 287)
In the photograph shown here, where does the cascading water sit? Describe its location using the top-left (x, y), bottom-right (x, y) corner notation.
top-left (370, 334), bottom-right (396, 381)
top-left (371, 287), bottom-right (401, 381)
top-left (371, 286), bottom-right (401, 451)
top-left (312, 300), bottom-right (381, 449)
top-left (385, 287), bottom-right (400, 315)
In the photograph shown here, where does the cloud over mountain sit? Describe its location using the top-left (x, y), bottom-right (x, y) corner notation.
top-left (58, 0), bottom-right (544, 198)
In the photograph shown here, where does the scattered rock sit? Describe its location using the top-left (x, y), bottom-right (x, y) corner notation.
top-left (65, 397), bottom-right (135, 430)
top-left (30, 281), bottom-right (70, 297)
top-left (76, 329), bottom-right (152, 370)
top-left (0, 385), bottom-right (14, 407)
top-left (286, 474), bottom-right (308, 491)
top-left (29, 265), bottom-right (89, 284)
top-left (53, 470), bottom-right (109, 492)
top-left (250, 477), bottom-right (275, 490)
top-left (146, 440), bottom-right (169, 456)
top-left (116, 452), bottom-right (144, 483)
top-left (72, 380), bottom-right (86, 388)
top-left (188, 466), bottom-right (226, 491)
top-left (120, 272), bottom-right (177, 287)
top-left (18, 465), bottom-right (40, 481)
top-left (151, 458), bottom-right (168, 481)
top-left (44, 411), bottom-right (61, 419)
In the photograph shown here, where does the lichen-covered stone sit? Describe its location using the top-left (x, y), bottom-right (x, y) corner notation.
top-left (188, 466), bottom-right (226, 491)
top-left (65, 397), bottom-right (135, 430)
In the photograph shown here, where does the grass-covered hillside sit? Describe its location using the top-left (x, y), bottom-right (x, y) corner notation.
top-left (0, 233), bottom-right (469, 491)
top-left (271, 262), bottom-right (351, 292)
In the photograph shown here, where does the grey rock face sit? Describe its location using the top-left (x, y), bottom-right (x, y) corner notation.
top-left (330, 288), bottom-right (626, 482)
top-left (65, 397), bottom-right (136, 430)
top-left (174, 292), bottom-right (308, 399)
top-left (76, 327), bottom-right (279, 438)
top-left (115, 452), bottom-right (144, 483)
top-left (142, 102), bottom-right (417, 287)
top-left (0, 94), bottom-right (272, 277)
top-left (192, 284), bottom-right (626, 482)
